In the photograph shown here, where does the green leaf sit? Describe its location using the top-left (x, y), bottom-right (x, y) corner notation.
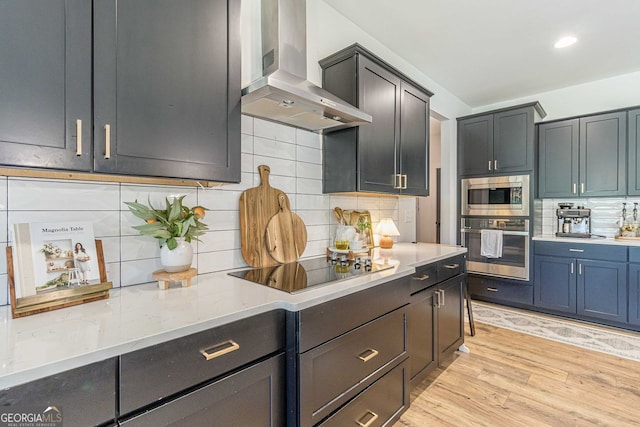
top-left (166, 237), bottom-right (177, 250)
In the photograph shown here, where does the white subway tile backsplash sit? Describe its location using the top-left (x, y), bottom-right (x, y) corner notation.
top-left (296, 178), bottom-right (322, 195)
top-left (9, 179), bottom-right (119, 211)
top-left (241, 115), bottom-right (254, 135)
top-left (0, 119), bottom-right (400, 306)
top-left (0, 243), bottom-right (6, 275)
top-left (296, 129), bottom-right (321, 149)
top-left (296, 145), bottom-right (322, 165)
top-left (254, 155), bottom-right (297, 177)
top-left (254, 118), bottom-right (296, 143)
top-left (254, 137), bottom-right (296, 160)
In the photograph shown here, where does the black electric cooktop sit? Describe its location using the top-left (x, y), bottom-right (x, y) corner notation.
top-left (228, 256), bottom-right (393, 293)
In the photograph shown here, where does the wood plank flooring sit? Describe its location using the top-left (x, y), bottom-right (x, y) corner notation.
top-left (395, 321), bottom-right (640, 426)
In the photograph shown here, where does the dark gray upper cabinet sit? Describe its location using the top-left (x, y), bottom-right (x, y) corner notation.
top-left (93, 0), bottom-right (240, 182)
top-left (538, 111), bottom-right (626, 198)
top-left (320, 44), bottom-right (432, 196)
top-left (458, 103), bottom-right (541, 177)
top-left (0, 0), bottom-right (92, 171)
top-left (627, 108), bottom-right (640, 196)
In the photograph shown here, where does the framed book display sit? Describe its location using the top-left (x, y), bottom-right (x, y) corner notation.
top-left (7, 222), bottom-right (112, 318)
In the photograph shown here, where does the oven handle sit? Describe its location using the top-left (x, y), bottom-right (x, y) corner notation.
top-left (460, 229), bottom-right (530, 236)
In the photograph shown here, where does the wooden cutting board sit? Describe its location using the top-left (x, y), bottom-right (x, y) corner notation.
top-left (265, 194), bottom-right (307, 264)
top-left (239, 165), bottom-right (290, 267)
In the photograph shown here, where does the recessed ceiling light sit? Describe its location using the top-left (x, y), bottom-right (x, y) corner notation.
top-left (554, 36), bottom-right (577, 49)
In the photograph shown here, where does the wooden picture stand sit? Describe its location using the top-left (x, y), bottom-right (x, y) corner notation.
top-left (6, 240), bottom-right (113, 318)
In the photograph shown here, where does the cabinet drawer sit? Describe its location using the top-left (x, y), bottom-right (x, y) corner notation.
top-left (121, 353), bottom-right (285, 426)
top-left (120, 310), bottom-right (285, 416)
top-left (629, 246), bottom-right (640, 263)
top-left (299, 308), bottom-right (406, 427)
top-left (534, 241), bottom-right (627, 262)
top-left (299, 276), bottom-right (410, 352)
top-left (468, 275), bottom-right (533, 305)
top-left (319, 358), bottom-right (409, 427)
top-left (410, 262), bottom-right (438, 293)
top-left (437, 254), bottom-right (465, 282)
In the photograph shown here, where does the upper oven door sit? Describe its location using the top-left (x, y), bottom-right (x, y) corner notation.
top-left (461, 175), bottom-right (529, 216)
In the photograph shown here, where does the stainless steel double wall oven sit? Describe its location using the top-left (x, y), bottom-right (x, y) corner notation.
top-left (460, 175), bottom-right (531, 281)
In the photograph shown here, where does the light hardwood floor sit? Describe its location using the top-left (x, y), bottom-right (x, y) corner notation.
top-left (395, 321), bottom-right (640, 426)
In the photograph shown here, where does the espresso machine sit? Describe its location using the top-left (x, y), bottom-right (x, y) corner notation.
top-left (556, 203), bottom-right (591, 238)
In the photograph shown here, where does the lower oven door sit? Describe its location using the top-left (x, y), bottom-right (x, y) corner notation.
top-left (461, 229), bottom-right (529, 281)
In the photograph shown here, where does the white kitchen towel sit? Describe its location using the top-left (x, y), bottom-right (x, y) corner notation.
top-left (480, 229), bottom-right (503, 258)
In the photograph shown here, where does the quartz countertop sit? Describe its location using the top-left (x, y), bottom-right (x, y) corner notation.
top-left (0, 242), bottom-right (466, 388)
top-left (533, 234), bottom-right (640, 246)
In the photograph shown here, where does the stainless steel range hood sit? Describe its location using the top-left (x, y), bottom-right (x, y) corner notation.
top-left (241, 0), bottom-right (372, 133)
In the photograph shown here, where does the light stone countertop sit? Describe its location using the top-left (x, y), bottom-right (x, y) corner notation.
top-left (533, 234), bottom-right (640, 246)
top-left (0, 242), bottom-right (466, 388)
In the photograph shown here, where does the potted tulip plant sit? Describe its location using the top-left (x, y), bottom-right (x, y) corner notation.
top-left (125, 195), bottom-right (208, 272)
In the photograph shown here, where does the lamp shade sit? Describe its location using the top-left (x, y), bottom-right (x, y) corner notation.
top-left (374, 218), bottom-right (400, 249)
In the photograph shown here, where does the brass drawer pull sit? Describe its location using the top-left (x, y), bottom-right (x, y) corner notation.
top-left (357, 348), bottom-right (379, 362)
top-left (356, 410), bottom-right (379, 427)
top-left (569, 248), bottom-right (584, 252)
top-left (487, 287), bottom-right (499, 292)
top-left (104, 124), bottom-right (111, 159)
top-left (413, 274), bottom-right (431, 281)
top-left (200, 340), bottom-right (240, 361)
top-left (75, 119), bottom-right (82, 156)
top-left (444, 263), bottom-right (459, 269)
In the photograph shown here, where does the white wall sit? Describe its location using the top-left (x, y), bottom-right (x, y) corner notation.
top-left (472, 70), bottom-right (640, 121)
top-left (307, 0), bottom-right (472, 244)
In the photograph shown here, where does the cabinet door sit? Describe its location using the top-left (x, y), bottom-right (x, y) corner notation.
top-left (458, 114), bottom-right (493, 176)
top-left (93, 0), bottom-right (240, 182)
top-left (577, 259), bottom-right (627, 323)
top-left (629, 263), bottom-right (640, 326)
top-left (399, 81), bottom-right (430, 196)
top-left (493, 107), bottom-right (534, 173)
top-left (357, 55), bottom-right (401, 192)
top-left (534, 256), bottom-right (576, 313)
top-left (407, 287), bottom-right (436, 386)
top-left (579, 111), bottom-right (626, 196)
top-left (537, 119), bottom-right (579, 198)
top-left (121, 353), bottom-right (285, 427)
top-left (627, 109), bottom-right (640, 196)
top-left (437, 276), bottom-right (464, 363)
top-left (0, 0), bottom-right (92, 171)
top-left (0, 358), bottom-right (117, 427)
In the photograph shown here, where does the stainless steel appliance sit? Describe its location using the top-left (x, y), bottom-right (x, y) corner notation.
top-left (461, 218), bottom-right (530, 281)
top-left (228, 256), bottom-right (393, 293)
top-left (556, 204), bottom-right (591, 237)
top-left (461, 175), bottom-right (529, 217)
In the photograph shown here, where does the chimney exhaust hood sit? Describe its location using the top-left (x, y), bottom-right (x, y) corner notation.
top-left (241, 0), bottom-right (372, 133)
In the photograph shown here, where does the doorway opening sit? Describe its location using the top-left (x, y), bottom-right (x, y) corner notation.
top-left (417, 116), bottom-right (442, 243)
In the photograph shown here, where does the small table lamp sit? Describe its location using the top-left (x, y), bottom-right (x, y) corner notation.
top-left (374, 218), bottom-right (400, 249)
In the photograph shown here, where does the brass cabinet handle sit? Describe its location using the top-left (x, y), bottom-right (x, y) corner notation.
top-left (393, 174), bottom-right (402, 189)
top-left (573, 183), bottom-right (577, 194)
top-left (200, 340), bottom-right (240, 360)
top-left (569, 248), bottom-right (584, 252)
top-left (578, 263), bottom-right (582, 275)
top-left (444, 263), bottom-right (459, 269)
top-left (357, 348), bottom-right (379, 362)
top-left (75, 119), bottom-right (82, 156)
top-left (104, 124), bottom-right (111, 159)
top-left (434, 289), bottom-right (441, 307)
top-left (581, 183), bottom-right (585, 193)
top-left (402, 174), bottom-right (408, 189)
top-left (356, 410), bottom-right (379, 427)
top-left (440, 289), bottom-right (445, 306)
top-left (494, 159), bottom-right (498, 170)
top-left (413, 274), bottom-right (430, 281)
top-left (571, 262), bottom-right (574, 274)
top-left (487, 287), bottom-right (498, 292)
top-left (488, 160), bottom-right (492, 171)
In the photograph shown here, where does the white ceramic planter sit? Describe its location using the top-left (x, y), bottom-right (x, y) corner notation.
top-left (160, 238), bottom-right (193, 273)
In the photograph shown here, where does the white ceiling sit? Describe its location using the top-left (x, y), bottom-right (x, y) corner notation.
top-left (322, 0), bottom-right (640, 108)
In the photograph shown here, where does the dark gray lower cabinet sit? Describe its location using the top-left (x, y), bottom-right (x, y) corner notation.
top-left (629, 263), bottom-right (640, 326)
top-left (0, 358), bottom-right (117, 427)
top-left (407, 255), bottom-right (465, 389)
top-left (295, 276), bottom-right (411, 427)
top-left (534, 242), bottom-right (627, 324)
top-left (120, 353), bottom-right (285, 427)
